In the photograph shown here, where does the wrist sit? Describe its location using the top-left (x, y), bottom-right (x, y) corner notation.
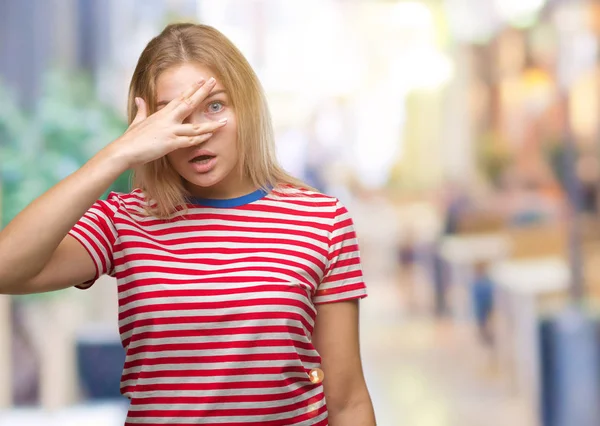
top-left (97, 138), bottom-right (135, 172)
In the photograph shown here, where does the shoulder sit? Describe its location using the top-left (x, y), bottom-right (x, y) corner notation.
top-left (268, 185), bottom-right (340, 210)
top-left (102, 188), bottom-right (152, 217)
top-left (265, 186), bottom-right (356, 229)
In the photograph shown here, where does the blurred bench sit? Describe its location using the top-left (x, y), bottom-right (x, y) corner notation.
top-left (490, 224), bottom-right (571, 426)
top-left (491, 257), bottom-right (570, 425)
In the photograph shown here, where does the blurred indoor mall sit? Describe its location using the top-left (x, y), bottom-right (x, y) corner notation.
top-left (2, 0), bottom-right (600, 425)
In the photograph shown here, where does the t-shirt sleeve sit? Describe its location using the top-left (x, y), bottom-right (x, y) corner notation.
top-left (67, 193), bottom-right (120, 289)
top-left (313, 199), bottom-right (368, 305)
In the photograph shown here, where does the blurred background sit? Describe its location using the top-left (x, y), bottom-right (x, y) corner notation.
top-left (3, 0), bottom-right (600, 425)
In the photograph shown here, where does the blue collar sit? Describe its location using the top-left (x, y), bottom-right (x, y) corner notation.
top-left (187, 188), bottom-right (268, 208)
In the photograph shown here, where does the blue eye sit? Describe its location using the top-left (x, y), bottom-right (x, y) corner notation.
top-left (207, 101), bottom-right (224, 113)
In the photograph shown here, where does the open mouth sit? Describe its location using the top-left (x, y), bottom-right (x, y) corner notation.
top-left (190, 155), bottom-right (216, 165)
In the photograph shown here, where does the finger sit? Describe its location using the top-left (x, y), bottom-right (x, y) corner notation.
top-left (172, 77), bottom-right (217, 121)
top-left (130, 97), bottom-right (148, 126)
top-left (164, 79), bottom-right (206, 113)
top-left (172, 133), bottom-right (214, 148)
top-left (173, 119), bottom-right (228, 136)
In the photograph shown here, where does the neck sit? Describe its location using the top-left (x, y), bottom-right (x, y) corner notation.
top-left (185, 177), bottom-right (258, 200)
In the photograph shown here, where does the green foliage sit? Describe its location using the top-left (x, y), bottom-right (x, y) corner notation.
top-left (0, 70), bottom-right (130, 228)
top-left (477, 130), bottom-right (513, 187)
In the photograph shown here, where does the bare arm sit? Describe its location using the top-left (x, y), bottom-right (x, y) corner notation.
top-left (0, 148), bottom-right (127, 294)
top-left (0, 77), bottom-right (226, 294)
top-left (313, 300), bottom-right (376, 426)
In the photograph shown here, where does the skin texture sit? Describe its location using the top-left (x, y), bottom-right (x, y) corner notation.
top-left (314, 300), bottom-right (377, 425)
top-left (157, 63), bottom-right (256, 199)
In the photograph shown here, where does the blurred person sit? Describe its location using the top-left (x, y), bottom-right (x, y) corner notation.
top-left (396, 228), bottom-right (419, 313)
top-left (0, 24), bottom-right (376, 426)
top-left (577, 154), bottom-right (600, 214)
top-left (442, 181), bottom-right (471, 235)
top-left (430, 242), bottom-right (449, 318)
top-left (429, 183), bottom-right (471, 318)
top-left (398, 230), bottom-right (417, 269)
top-left (470, 262), bottom-right (495, 346)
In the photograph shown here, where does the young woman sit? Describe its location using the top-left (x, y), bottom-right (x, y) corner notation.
top-left (0, 23), bottom-right (376, 425)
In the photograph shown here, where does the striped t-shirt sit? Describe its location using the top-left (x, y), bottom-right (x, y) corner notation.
top-left (68, 185), bottom-right (367, 425)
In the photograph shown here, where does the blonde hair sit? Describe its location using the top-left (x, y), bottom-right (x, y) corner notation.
top-left (127, 23), bottom-right (310, 218)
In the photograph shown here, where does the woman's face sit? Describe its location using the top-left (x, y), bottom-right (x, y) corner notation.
top-left (156, 63), bottom-right (249, 199)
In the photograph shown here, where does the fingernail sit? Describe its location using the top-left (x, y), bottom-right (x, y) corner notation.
top-left (208, 77), bottom-right (216, 85)
top-left (196, 79), bottom-right (205, 86)
top-left (219, 118), bottom-right (228, 123)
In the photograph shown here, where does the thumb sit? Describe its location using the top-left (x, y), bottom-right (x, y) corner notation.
top-left (131, 97), bottom-right (147, 126)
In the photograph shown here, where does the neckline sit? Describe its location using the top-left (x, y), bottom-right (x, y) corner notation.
top-left (187, 188), bottom-right (269, 208)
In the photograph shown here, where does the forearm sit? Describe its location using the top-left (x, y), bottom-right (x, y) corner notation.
top-left (329, 394), bottom-right (376, 426)
top-left (0, 145), bottom-right (128, 288)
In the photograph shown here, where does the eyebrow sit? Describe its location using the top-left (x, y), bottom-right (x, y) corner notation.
top-left (156, 89), bottom-right (227, 107)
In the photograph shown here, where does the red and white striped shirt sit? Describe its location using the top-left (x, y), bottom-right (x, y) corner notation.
top-left (69, 185), bottom-right (367, 425)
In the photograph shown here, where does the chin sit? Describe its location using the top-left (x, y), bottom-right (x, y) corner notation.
top-left (175, 160), bottom-right (238, 195)
top-left (185, 174), bottom-right (225, 189)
